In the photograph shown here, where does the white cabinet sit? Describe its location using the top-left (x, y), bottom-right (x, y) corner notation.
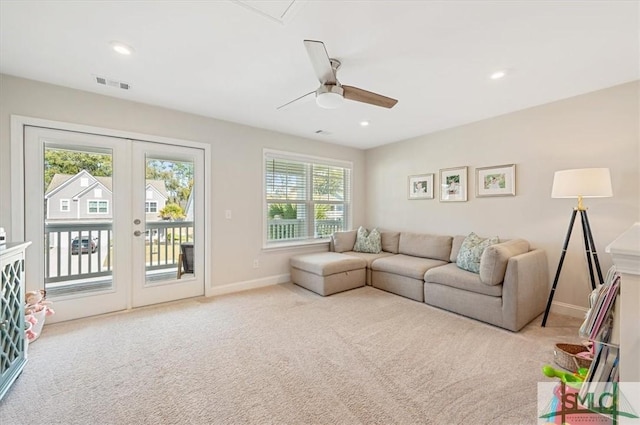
top-left (0, 242), bottom-right (31, 400)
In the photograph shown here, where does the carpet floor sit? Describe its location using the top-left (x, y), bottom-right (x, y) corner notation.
top-left (0, 284), bottom-right (583, 424)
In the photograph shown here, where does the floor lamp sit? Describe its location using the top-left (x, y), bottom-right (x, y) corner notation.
top-left (541, 168), bottom-right (613, 327)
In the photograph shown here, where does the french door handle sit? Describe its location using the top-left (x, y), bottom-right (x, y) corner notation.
top-left (134, 230), bottom-right (142, 237)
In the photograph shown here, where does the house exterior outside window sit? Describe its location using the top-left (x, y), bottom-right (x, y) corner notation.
top-left (87, 200), bottom-right (109, 214)
top-left (145, 201), bottom-right (158, 213)
top-left (60, 199), bottom-right (70, 212)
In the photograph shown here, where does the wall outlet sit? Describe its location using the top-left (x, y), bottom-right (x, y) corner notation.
top-left (252, 259), bottom-right (259, 268)
top-left (225, 210), bottom-right (232, 219)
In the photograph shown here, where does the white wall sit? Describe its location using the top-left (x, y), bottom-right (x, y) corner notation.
top-left (0, 74), bottom-right (366, 291)
top-left (365, 81), bottom-right (639, 312)
top-left (2, 74), bottom-right (638, 313)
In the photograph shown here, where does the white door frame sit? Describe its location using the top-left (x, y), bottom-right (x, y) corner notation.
top-left (10, 115), bottom-right (213, 302)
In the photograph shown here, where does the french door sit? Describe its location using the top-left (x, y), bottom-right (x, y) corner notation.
top-left (23, 126), bottom-right (205, 322)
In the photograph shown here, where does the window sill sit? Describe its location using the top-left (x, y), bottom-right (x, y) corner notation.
top-left (262, 238), bottom-right (330, 252)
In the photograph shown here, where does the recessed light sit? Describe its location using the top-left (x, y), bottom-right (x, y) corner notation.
top-left (110, 41), bottom-right (134, 56)
top-left (360, 121), bottom-right (370, 127)
top-left (490, 70), bottom-right (507, 80)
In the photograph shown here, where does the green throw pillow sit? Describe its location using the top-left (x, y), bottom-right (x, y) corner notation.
top-left (456, 232), bottom-right (499, 274)
top-left (353, 226), bottom-right (382, 254)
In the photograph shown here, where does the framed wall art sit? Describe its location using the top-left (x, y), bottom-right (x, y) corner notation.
top-left (476, 164), bottom-right (516, 197)
top-left (439, 167), bottom-right (467, 202)
top-left (408, 174), bottom-right (434, 199)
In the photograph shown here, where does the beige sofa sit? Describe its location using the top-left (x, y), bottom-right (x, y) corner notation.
top-left (326, 229), bottom-right (548, 331)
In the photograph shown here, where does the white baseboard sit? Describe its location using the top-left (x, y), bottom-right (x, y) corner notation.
top-left (208, 273), bottom-right (290, 297)
top-left (551, 301), bottom-right (588, 319)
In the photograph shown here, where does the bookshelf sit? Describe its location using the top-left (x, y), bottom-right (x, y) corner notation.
top-left (605, 222), bottom-right (640, 383)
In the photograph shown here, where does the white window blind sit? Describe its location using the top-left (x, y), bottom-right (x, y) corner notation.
top-left (264, 151), bottom-right (351, 245)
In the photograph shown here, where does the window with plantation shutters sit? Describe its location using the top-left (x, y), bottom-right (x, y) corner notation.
top-left (264, 150), bottom-right (351, 245)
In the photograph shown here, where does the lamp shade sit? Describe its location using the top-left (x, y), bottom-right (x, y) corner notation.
top-left (551, 168), bottom-right (613, 198)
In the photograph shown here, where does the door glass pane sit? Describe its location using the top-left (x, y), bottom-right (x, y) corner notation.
top-left (43, 145), bottom-right (114, 296)
top-left (144, 157), bottom-right (194, 284)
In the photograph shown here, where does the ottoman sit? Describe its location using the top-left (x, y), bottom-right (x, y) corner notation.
top-left (290, 252), bottom-right (367, 296)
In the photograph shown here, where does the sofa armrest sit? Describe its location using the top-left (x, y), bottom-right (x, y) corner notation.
top-left (501, 249), bottom-right (549, 331)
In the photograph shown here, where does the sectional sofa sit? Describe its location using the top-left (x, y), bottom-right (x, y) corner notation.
top-left (290, 229), bottom-right (549, 331)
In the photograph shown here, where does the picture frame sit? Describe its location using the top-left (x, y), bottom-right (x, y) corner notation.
top-left (408, 174), bottom-right (434, 199)
top-left (439, 166), bottom-right (467, 202)
top-left (476, 164), bottom-right (516, 197)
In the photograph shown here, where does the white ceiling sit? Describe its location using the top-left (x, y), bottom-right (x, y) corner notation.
top-left (1, 1), bottom-right (638, 149)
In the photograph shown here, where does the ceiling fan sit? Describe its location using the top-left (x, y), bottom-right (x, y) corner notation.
top-left (278, 40), bottom-right (398, 110)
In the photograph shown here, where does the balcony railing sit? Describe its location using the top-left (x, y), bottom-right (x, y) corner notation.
top-left (44, 221), bottom-right (194, 287)
top-left (267, 219), bottom-right (343, 241)
top-left (44, 218), bottom-right (340, 290)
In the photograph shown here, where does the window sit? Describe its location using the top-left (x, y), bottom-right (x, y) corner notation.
top-left (264, 150), bottom-right (351, 245)
top-left (60, 199), bottom-right (70, 212)
top-left (87, 200), bottom-right (109, 214)
top-left (145, 201), bottom-right (158, 213)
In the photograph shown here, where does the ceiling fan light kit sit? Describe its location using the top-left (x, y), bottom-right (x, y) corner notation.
top-left (315, 85), bottom-right (344, 109)
top-left (278, 39), bottom-right (398, 110)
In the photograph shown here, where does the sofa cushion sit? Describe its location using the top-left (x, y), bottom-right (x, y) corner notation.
top-left (291, 252), bottom-right (366, 276)
top-left (380, 230), bottom-right (400, 254)
top-left (456, 232), bottom-right (499, 273)
top-left (343, 251), bottom-right (394, 268)
top-left (398, 232), bottom-right (452, 261)
top-left (372, 254), bottom-right (447, 280)
top-left (425, 263), bottom-right (503, 297)
top-left (450, 235), bottom-right (466, 263)
top-left (353, 227), bottom-right (382, 254)
top-left (479, 239), bottom-right (530, 285)
top-left (332, 230), bottom-right (357, 253)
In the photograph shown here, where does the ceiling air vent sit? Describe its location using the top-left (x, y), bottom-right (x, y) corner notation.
top-left (95, 76), bottom-right (131, 91)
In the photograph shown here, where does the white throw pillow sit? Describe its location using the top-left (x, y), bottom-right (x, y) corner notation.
top-left (456, 232), bottom-right (499, 274)
top-left (353, 226), bottom-right (382, 254)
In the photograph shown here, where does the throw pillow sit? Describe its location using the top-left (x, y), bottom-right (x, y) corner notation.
top-left (456, 232), bottom-right (499, 274)
top-left (331, 230), bottom-right (357, 253)
top-left (353, 226), bottom-right (382, 254)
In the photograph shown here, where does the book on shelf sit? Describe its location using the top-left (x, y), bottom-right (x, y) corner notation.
top-left (578, 266), bottom-right (621, 401)
top-left (579, 342), bottom-right (620, 400)
top-left (579, 267), bottom-right (620, 341)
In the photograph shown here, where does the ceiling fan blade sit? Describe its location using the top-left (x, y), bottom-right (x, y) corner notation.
top-left (342, 85), bottom-right (398, 109)
top-left (303, 40), bottom-right (337, 85)
top-left (276, 90), bottom-right (315, 110)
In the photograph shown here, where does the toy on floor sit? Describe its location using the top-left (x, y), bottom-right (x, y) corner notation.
top-left (542, 364), bottom-right (588, 386)
top-left (25, 289), bottom-right (55, 316)
top-left (24, 314), bottom-right (38, 341)
top-left (540, 365), bottom-right (611, 425)
top-left (24, 289), bottom-right (54, 342)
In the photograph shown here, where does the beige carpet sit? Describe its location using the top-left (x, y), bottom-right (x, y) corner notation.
top-left (0, 284), bottom-right (583, 424)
